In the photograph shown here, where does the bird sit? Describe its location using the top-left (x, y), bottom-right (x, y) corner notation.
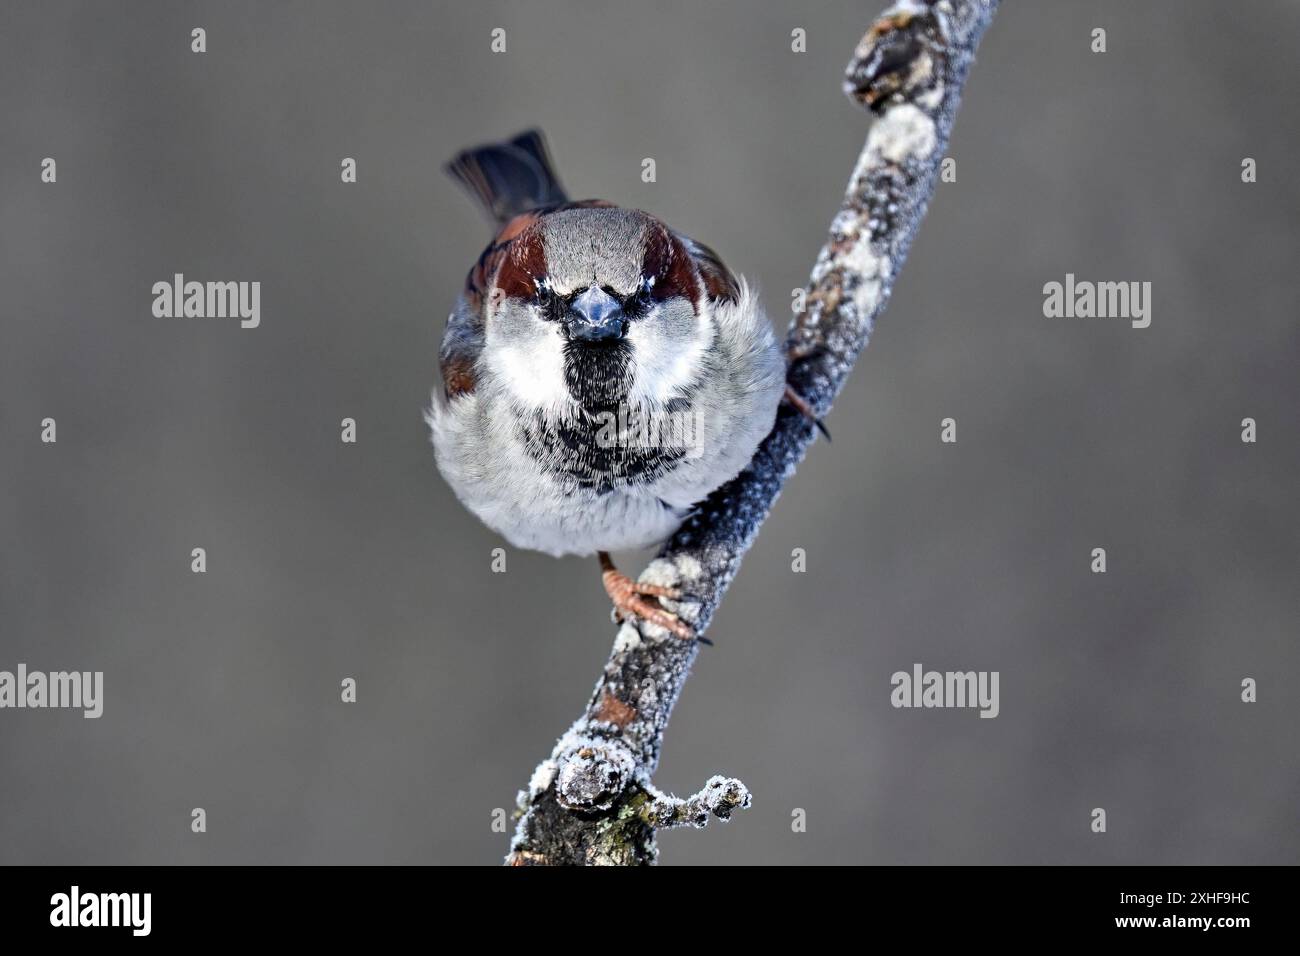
top-left (427, 130), bottom-right (787, 639)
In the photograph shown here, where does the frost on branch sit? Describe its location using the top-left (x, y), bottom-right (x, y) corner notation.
top-left (507, 0), bottom-right (999, 866)
top-left (643, 776), bottom-right (753, 829)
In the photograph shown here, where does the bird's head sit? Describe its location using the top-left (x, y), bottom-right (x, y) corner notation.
top-left (483, 207), bottom-right (713, 415)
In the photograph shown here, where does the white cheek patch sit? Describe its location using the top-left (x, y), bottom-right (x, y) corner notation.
top-left (485, 315), bottom-right (570, 413)
top-left (626, 306), bottom-right (714, 405)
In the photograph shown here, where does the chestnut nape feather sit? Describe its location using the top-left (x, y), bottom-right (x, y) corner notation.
top-left (492, 226), bottom-right (548, 301)
top-left (641, 225), bottom-right (703, 312)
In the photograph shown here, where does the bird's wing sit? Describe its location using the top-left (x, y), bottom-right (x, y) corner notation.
top-left (437, 296), bottom-right (483, 400)
top-left (675, 232), bottom-right (741, 305)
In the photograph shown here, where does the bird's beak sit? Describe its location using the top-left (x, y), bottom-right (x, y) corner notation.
top-left (563, 286), bottom-right (626, 342)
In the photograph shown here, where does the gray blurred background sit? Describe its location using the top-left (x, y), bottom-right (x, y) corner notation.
top-left (1, 0), bottom-right (1296, 865)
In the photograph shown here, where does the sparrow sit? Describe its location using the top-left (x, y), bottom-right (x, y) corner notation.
top-left (427, 130), bottom-right (786, 638)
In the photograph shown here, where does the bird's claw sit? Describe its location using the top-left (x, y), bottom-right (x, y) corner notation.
top-left (783, 384), bottom-right (831, 441)
top-left (600, 552), bottom-right (694, 640)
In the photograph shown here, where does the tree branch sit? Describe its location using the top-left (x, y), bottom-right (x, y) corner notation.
top-left (507, 0), bottom-right (999, 866)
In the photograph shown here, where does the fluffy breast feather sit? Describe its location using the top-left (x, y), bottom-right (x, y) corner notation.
top-left (427, 276), bottom-right (784, 557)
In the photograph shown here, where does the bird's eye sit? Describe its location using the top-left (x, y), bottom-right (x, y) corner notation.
top-left (534, 281), bottom-right (563, 321)
top-left (623, 276), bottom-right (654, 318)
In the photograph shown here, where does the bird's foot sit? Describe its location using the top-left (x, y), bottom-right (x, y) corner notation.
top-left (599, 552), bottom-right (693, 640)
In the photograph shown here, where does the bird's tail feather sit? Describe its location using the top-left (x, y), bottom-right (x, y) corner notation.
top-left (445, 129), bottom-right (568, 225)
